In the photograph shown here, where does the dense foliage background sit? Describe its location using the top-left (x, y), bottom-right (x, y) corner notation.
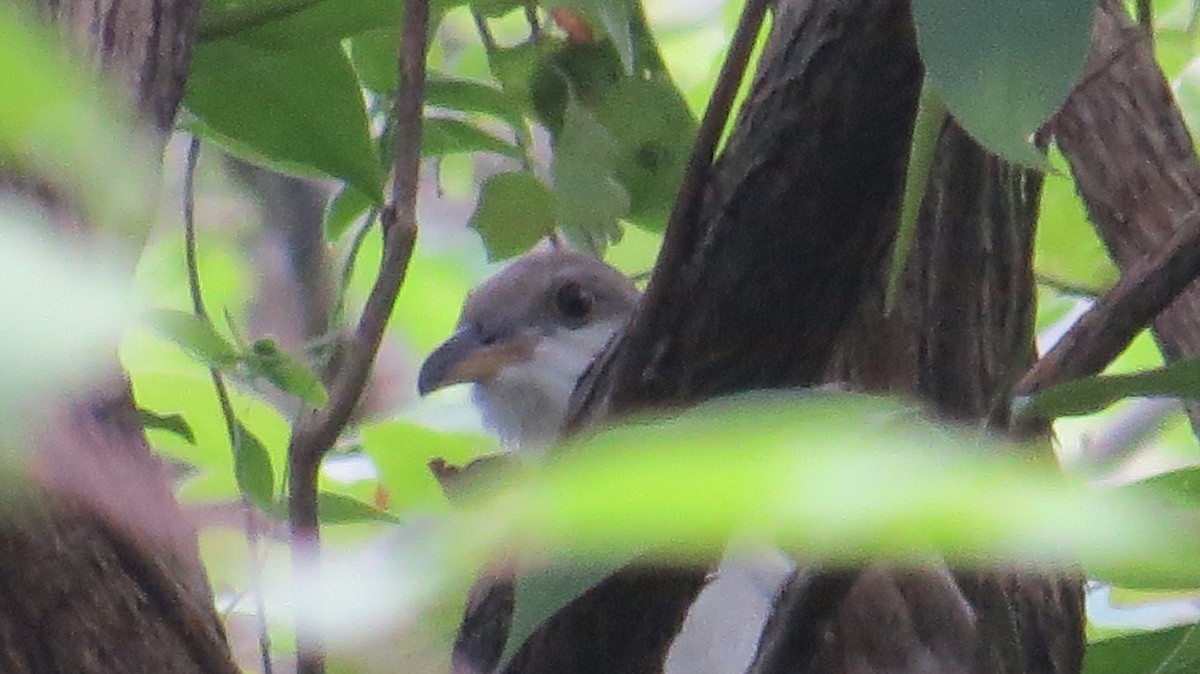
top-left (8, 0), bottom-right (1200, 671)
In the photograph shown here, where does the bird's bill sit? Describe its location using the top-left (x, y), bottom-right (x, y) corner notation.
top-left (417, 327), bottom-right (534, 395)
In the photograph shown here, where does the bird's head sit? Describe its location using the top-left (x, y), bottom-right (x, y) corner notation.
top-left (417, 249), bottom-right (638, 450)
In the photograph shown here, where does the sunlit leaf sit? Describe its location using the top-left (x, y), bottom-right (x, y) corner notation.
top-left (1021, 359), bottom-right (1200, 419)
top-left (234, 420), bottom-right (276, 508)
top-left (185, 40), bottom-right (383, 203)
top-left (911, 0), bottom-right (1094, 165)
top-left (149, 310), bottom-right (240, 369)
top-left (1035, 146), bottom-right (1118, 293)
top-left (468, 172), bottom-right (556, 260)
top-left (318, 491), bottom-right (400, 524)
top-left (242, 337), bottom-right (329, 406)
top-left (361, 421), bottom-right (497, 512)
top-left (138, 408), bottom-right (196, 445)
top-left (127, 368), bottom-right (290, 501)
top-left (452, 393), bottom-right (1200, 590)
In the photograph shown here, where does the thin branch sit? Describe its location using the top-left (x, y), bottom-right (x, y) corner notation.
top-left (184, 136), bottom-right (274, 674)
top-left (1016, 209), bottom-right (1200, 399)
top-left (287, 0), bottom-right (429, 671)
top-left (472, 9), bottom-right (499, 54)
top-left (635, 0), bottom-right (771, 322)
top-left (1035, 273), bottom-right (1100, 298)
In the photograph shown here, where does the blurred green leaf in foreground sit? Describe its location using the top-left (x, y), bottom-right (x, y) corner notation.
top-left (0, 204), bottom-right (135, 428)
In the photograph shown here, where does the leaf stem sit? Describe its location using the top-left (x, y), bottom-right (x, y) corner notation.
top-left (184, 136), bottom-right (274, 674)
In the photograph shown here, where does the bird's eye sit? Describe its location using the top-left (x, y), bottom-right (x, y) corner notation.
top-left (554, 281), bottom-right (592, 322)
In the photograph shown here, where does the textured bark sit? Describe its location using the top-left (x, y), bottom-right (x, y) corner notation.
top-left (35, 0), bottom-right (198, 137)
top-left (517, 0), bottom-right (922, 671)
top-left (748, 121), bottom-right (1084, 674)
top-left (575, 0), bottom-right (922, 419)
top-left (1052, 0), bottom-right (1200, 430)
top-left (1, 0), bottom-right (237, 672)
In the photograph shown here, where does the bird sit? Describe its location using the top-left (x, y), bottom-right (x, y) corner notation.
top-left (418, 247), bottom-right (789, 674)
top-left (417, 247), bottom-right (639, 452)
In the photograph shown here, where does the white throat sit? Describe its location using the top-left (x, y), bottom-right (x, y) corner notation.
top-left (472, 320), bottom-right (621, 454)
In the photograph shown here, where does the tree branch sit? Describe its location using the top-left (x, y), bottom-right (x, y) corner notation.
top-left (1051, 0), bottom-right (1200, 433)
top-left (286, 1), bottom-right (428, 672)
top-left (1017, 209), bottom-right (1200, 398)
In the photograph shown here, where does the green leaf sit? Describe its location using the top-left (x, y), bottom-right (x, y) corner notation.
top-left (490, 40), bottom-right (564, 115)
top-left (590, 76), bottom-right (696, 231)
top-left (149, 310), bottom-right (240, 368)
top-left (427, 78), bottom-right (531, 148)
top-left (529, 41), bottom-right (624, 133)
top-left (911, 0), bottom-right (1094, 166)
top-left (242, 338), bottom-right (329, 406)
top-left (548, 0), bottom-right (636, 75)
top-left (138, 409), bottom-right (196, 445)
top-left (427, 78), bottom-right (524, 125)
top-left (1021, 358), bottom-right (1200, 419)
top-left (1127, 467), bottom-right (1200, 511)
top-left (1035, 146), bottom-right (1119, 293)
top-left (233, 421), bottom-right (276, 508)
top-left (552, 98), bottom-right (629, 253)
top-left (185, 40), bottom-right (383, 203)
top-left (500, 560), bottom-right (633, 669)
top-left (885, 81), bottom-right (947, 312)
top-left (1084, 624), bottom-right (1200, 674)
top-left (198, 0), bottom-right (329, 41)
top-left (468, 172), bottom-right (556, 260)
top-left (422, 118), bottom-right (521, 159)
top-left (460, 392), bottom-right (1200, 589)
top-left (323, 185), bottom-right (374, 241)
top-left (318, 491), bottom-right (400, 524)
top-left (361, 421), bottom-right (497, 512)
top-left (202, 0), bottom-right (461, 48)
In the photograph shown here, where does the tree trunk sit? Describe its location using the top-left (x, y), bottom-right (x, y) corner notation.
top-left (0, 1), bottom-right (238, 672)
top-left (507, 0), bottom-right (1088, 672)
top-left (748, 120), bottom-right (1084, 674)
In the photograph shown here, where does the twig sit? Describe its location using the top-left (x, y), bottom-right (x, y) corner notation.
top-left (1016, 209), bottom-right (1200, 399)
top-left (635, 0), bottom-right (770, 316)
top-left (183, 137), bottom-right (274, 674)
top-left (1035, 273), bottom-right (1100, 298)
top-left (286, 0), bottom-right (429, 672)
top-left (472, 9), bottom-right (498, 54)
